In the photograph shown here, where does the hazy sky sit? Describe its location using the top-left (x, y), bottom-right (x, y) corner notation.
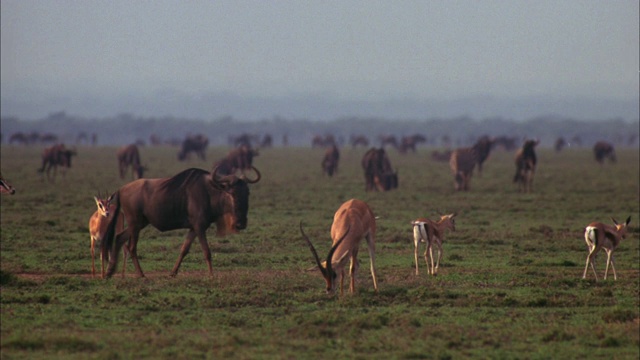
top-left (1, 0), bottom-right (638, 119)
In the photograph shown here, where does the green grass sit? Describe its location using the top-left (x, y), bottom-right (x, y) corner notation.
top-left (1, 145), bottom-right (638, 359)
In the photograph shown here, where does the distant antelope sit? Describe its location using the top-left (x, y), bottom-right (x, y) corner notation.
top-left (583, 216), bottom-right (631, 281)
top-left (301, 199), bottom-right (379, 295)
top-left (513, 139), bottom-right (539, 193)
top-left (0, 174), bottom-right (16, 195)
top-left (411, 213), bottom-right (457, 276)
top-left (89, 193), bottom-right (126, 278)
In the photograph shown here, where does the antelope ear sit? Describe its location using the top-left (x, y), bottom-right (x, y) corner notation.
top-left (611, 217), bottom-right (618, 225)
top-left (94, 196), bottom-right (99, 203)
top-left (625, 216), bottom-right (631, 226)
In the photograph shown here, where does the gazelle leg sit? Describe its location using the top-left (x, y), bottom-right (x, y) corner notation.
top-left (435, 242), bottom-right (443, 275)
top-left (349, 256), bottom-right (358, 294)
top-left (423, 245), bottom-right (430, 273)
top-left (610, 255), bottom-right (617, 280)
top-left (414, 229), bottom-right (420, 275)
top-left (583, 249), bottom-right (598, 280)
top-left (365, 234), bottom-right (378, 292)
top-left (604, 250), bottom-right (617, 280)
top-left (91, 236), bottom-right (96, 277)
top-left (428, 245), bottom-right (435, 275)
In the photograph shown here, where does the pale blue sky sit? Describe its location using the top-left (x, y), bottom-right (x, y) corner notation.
top-left (1, 0), bottom-right (638, 119)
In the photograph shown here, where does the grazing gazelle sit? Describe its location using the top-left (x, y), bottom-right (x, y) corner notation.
top-left (583, 216), bottom-right (631, 281)
top-left (0, 174), bottom-right (16, 195)
top-left (89, 193), bottom-right (126, 278)
top-left (411, 213), bottom-right (457, 276)
top-left (301, 199), bottom-right (379, 295)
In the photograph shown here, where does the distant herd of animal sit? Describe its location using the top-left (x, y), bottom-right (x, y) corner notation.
top-left (0, 134), bottom-right (629, 295)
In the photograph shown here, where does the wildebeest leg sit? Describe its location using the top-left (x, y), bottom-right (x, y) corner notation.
top-left (171, 229), bottom-right (197, 276)
top-left (124, 229), bottom-right (145, 278)
top-left (196, 231), bottom-right (214, 276)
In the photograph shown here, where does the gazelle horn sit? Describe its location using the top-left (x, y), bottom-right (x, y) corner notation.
top-left (300, 221), bottom-right (326, 277)
top-left (324, 225), bottom-right (350, 281)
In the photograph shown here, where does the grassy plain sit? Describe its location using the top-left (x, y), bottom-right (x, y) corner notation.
top-left (1, 144), bottom-right (639, 359)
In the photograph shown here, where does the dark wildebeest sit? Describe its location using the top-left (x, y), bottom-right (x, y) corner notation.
top-left (322, 144), bottom-right (340, 177)
top-left (593, 141), bottom-right (616, 164)
top-left (554, 137), bottom-right (567, 153)
top-left (361, 147), bottom-right (398, 192)
top-left (350, 135), bottom-right (370, 148)
top-left (212, 145), bottom-right (259, 176)
top-left (399, 134), bottom-right (427, 154)
top-left (378, 135), bottom-right (398, 149)
top-left (312, 134), bottom-right (336, 148)
top-left (9, 132), bottom-right (30, 145)
top-left (37, 144), bottom-right (77, 181)
top-left (101, 166), bottom-right (261, 278)
top-left (117, 144), bottom-right (146, 180)
top-left (260, 134), bottom-right (273, 148)
top-left (448, 136), bottom-right (495, 191)
top-left (0, 173), bottom-right (16, 195)
top-left (513, 139), bottom-right (540, 193)
top-left (177, 134), bottom-right (209, 161)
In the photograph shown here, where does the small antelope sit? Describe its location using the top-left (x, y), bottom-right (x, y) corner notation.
top-left (0, 174), bottom-right (16, 195)
top-left (301, 199), bottom-right (379, 295)
top-left (411, 213), bottom-right (457, 276)
top-left (583, 216), bottom-right (631, 281)
top-left (89, 193), bottom-right (126, 278)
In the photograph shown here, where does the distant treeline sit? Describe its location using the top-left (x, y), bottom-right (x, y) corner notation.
top-left (1, 112), bottom-right (638, 148)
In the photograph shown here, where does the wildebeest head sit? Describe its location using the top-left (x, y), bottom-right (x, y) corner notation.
top-left (211, 165), bottom-right (261, 234)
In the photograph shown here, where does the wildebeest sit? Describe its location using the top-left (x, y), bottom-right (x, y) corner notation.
top-left (177, 134), bottom-right (209, 161)
top-left (300, 198), bottom-right (379, 295)
top-left (378, 134), bottom-right (398, 149)
top-left (322, 145), bottom-right (340, 177)
top-left (593, 141), bottom-right (616, 164)
top-left (399, 134), bottom-right (427, 154)
top-left (37, 144), bottom-right (77, 181)
top-left (361, 147), bottom-right (398, 192)
top-left (312, 134), bottom-right (336, 148)
top-left (101, 165), bottom-right (261, 278)
top-left (0, 173), bottom-right (16, 195)
top-left (554, 137), bottom-right (567, 152)
top-left (212, 145), bottom-right (259, 176)
top-left (448, 137), bottom-right (494, 191)
top-left (117, 144), bottom-right (146, 180)
top-left (349, 135), bottom-right (369, 148)
top-left (513, 139), bottom-right (540, 193)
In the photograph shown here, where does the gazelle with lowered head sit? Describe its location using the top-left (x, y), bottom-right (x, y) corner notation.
top-left (301, 198), bottom-right (379, 295)
top-left (411, 213), bottom-right (457, 276)
top-left (89, 192), bottom-right (126, 278)
top-left (583, 216), bottom-right (631, 281)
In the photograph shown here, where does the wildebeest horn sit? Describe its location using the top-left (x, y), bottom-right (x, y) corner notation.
top-left (300, 221), bottom-right (326, 277)
top-left (211, 164), bottom-right (236, 188)
top-left (325, 225), bottom-right (350, 280)
top-left (242, 166), bottom-right (261, 184)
